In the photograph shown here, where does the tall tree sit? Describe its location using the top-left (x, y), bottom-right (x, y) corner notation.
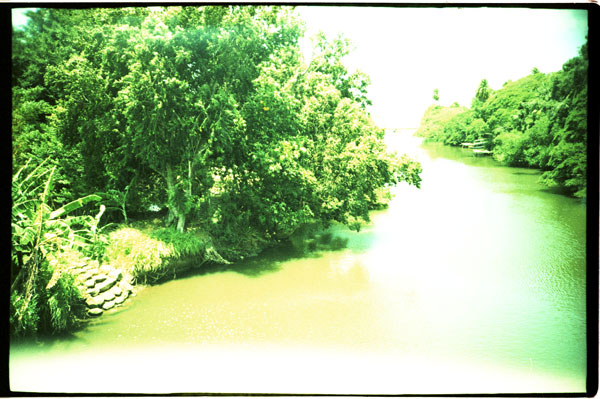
top-left (117, 7), bottom-right (303, 231)
top-left (475, 79), bottom-right (491, 103)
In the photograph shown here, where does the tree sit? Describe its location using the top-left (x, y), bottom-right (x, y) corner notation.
top-left (13, 8), bottom-right (153, 212)
top-left (541, 39), bottom-right (588, 197)
top-left (475, 79), bottom-right (491, 104)
top-left (14, 5), bottom-right (423, 242)
top-left (210, 30), bottom-right (422, 245)
top-left (433, 88), bottom-right (439, 102)
top-left (116, 7), bottom-right (306, 232)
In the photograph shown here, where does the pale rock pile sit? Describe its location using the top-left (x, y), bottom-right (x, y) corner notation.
top-left (67, 260), bottom-right (135, 317)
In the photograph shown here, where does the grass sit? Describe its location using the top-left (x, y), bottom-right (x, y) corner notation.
top-left (105, 226), bottom-right (209, 284)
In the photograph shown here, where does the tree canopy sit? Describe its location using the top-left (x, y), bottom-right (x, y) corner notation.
top-left (12, 5), bottom-right (421, 240)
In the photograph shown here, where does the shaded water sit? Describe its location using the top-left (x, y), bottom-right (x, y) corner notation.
top-left (10, 132), bottom-right (587, 394)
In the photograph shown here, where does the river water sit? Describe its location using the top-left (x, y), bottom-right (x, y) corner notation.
top-left (10, 131), bottom-right (587, 394)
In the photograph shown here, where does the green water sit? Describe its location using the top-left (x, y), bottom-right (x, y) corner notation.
top-left (10, 132), bottom-right (587, 394)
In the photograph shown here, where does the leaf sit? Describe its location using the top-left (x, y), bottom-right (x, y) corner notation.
top-left (49, 194), bottom-right (101, 220)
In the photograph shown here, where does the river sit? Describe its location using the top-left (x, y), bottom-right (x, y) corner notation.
top-left (10, 130), bottom-right (587, 394)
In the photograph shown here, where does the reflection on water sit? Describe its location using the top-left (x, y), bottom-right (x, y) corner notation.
top-left (10, 131), bottom-right (586, 394)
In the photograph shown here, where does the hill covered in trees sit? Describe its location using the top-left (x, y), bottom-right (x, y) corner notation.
top-left (415, 41), bottom-right (588, 198)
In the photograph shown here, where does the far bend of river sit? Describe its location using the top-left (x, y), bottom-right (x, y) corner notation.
top-left (10, 131), bottom-right (587, 394)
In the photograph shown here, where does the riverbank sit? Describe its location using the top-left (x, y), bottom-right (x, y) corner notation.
top-left (413, 39), bottom-right (587, 199)
top-left (416, 132), bottom-right (585, 200)
top-left (43, 214), bottom-right (356, 324)
top-left (69, 220), bottom-right (234, 318)
top-left (65, 260), bottom-right (135, 317)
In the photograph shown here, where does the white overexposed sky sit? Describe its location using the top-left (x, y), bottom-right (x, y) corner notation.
top-left (12, 6), bottom-right (587, 128)
top-left (297, 6), bottom-right (588, 128)
top-left (11, 8), bottom-right (33, 28)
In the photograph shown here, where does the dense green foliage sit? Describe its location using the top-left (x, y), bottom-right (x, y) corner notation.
top-left (415, 42), bottom-right (587, 197)
top-left (13, 6), bottom-right (420, 234)
top-left (11, 160), bottom-right (102, 335)
top-left (415, 103), bottom-right (471, 145)
top-left (12, 6), bottom-right (421, 334)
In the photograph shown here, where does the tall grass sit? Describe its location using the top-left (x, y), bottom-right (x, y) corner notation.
top-left (105, 227), bottom-right (208, 284)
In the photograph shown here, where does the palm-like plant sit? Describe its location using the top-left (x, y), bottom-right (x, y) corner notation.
top-left (11, 159), bottom-right (105, 335)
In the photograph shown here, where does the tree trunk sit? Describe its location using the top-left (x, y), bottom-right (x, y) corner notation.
top-left (121, 178), bottom-right (133, 225)
top-left (188, 160), bottom-right (192, 198)
top-left (176, 213), bottom-right (186, 232)
top-left (165, 164), bottom-right (186, 232)
top-left (166, 208), bottom-right (175, 226)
